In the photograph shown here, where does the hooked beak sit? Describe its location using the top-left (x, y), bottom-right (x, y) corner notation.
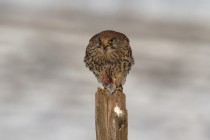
top-left (103, 40), bottom-right (109, 47)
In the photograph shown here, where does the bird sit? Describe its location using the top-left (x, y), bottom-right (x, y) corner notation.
top-left (84, 30), bottom-right (134, 93)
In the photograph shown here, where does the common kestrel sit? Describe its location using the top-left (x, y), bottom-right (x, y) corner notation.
top-left (84, 30), bottom-right (134, 93)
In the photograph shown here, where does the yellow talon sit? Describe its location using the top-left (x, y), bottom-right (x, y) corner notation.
top-left (98, 86), bottom-right (105, 92)
top-left (115, 87), bottom-right (123, 92)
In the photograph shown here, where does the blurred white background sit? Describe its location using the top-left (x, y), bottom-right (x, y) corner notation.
top-left (0, 0), bottom-right (210, 140)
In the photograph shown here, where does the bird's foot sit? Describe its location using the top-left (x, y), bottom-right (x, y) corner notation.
top-left (97, 86), bottom-right (105, 92)
top-left (114, 87), bottom-right (123, 93)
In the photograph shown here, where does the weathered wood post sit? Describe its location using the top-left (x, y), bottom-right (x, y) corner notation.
top-left (95, 89), bottom-right (128, 140)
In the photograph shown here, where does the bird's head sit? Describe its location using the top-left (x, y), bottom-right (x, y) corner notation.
top-left (89, 30), bottom-right (129, 53)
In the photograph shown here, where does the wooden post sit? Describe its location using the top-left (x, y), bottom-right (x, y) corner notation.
top-left (95, 89), bottom-right (128, 140)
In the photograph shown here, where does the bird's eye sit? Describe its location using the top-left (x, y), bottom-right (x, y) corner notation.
top-left (97, 38), bottom-right (102, 45)
top-left (108, 38), bottom-right (115, 45)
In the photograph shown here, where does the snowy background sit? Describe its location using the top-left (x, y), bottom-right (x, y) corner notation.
top-left (0, 0), bottom-right (210, 140)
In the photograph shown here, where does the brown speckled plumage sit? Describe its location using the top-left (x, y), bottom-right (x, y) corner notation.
top-left (84, 30), bottom-right (134, 93)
